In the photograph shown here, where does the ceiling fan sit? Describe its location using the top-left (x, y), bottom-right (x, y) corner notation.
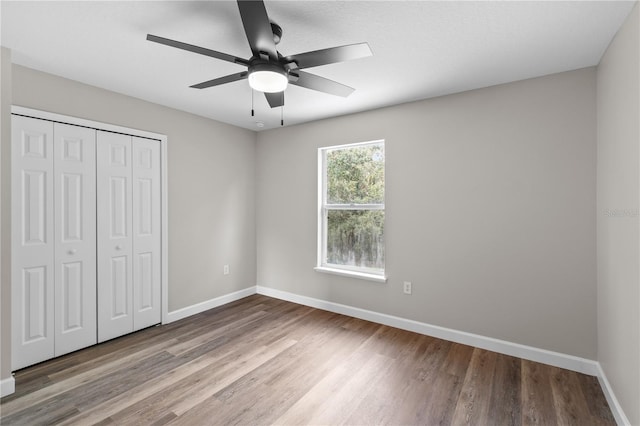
top-left (146, 0), bottom-right (372, 109)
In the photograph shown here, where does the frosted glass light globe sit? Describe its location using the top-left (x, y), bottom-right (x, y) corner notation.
top-left (248, 69), bottom-right (288, 93)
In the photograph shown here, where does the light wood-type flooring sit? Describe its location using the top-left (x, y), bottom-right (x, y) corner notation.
top-left (0, 294), bottom-right (615, 425)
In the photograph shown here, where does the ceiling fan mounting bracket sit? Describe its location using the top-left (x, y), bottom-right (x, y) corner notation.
top-left (287, 71), bottom-right (300, 82)
top-left (284, 61), bottom-right (299, 71)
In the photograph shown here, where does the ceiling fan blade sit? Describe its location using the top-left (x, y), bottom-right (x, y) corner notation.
top-left (237, 0), bottom-right (277, 60)
top-left (285, 43), bottom-right (373, 69)
top-left (290, 71), bottom-right (355, 97)
top-left (147, 34), bottom-right (249, 66)
top-left (264, 92), bottom-right (284, 108)
top-left (190, 72), bottom-right (248, 89)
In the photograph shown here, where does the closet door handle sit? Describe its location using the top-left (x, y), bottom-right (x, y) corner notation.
top-left (67, 249), bottom-right (77, 255)
top-left (115, 245), bottom-right (123, 251)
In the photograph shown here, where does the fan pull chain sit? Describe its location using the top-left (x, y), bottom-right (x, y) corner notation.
top-left (251, 89), bottom-right (255, 117)
top-left (281, 103), bottom-right (284, 126)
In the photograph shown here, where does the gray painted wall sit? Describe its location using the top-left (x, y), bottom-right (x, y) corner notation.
top-left (256, 68), bottom-right (598, 359)
top-left (1, 47), bottom-right (12, 386)
top-left (0, 64), bottom-right (257, 385)
top-left (597, 3), bottom-right (640, 425)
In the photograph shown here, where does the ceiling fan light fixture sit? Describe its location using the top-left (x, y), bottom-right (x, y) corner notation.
top-left (248, 63), bottom-right (288, 93)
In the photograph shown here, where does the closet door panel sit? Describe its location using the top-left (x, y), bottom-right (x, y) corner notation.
top-left (54, 123), bottom-right (97, 356)
top-left (11, 115), bottom-right (55, 370)
top-left (132, 138), bottom-right (161, 330)
top-left (97, 131), bottom-right (134, 343)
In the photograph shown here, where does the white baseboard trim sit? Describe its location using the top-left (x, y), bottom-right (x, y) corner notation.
top-left (166, 286), bottom-right (257, 324)
top-left (596, 363), bottom-right (631, 426)
top-left (256, 285), bottom-right (599, 376)
top-left (1, 375), bottom-right (15, 398)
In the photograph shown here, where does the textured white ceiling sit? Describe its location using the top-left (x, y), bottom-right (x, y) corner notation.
top-left (1, 1), bottom-right (636, 131)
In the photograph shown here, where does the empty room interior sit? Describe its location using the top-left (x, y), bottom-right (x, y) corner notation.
top-left (1, 0), bottom-right (639, 424)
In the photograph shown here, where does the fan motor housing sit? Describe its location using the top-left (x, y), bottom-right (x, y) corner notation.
top-left (248, 60), bottom-right (287, 77)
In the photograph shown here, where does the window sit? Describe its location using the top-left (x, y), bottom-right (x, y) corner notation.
top-left (317, 140), bottom-right (385, 281)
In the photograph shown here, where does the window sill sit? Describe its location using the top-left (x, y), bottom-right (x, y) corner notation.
top-left (314, 266), bottom-right (387, 283)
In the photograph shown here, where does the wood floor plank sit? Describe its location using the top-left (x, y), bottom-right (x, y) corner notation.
top-left (443, 341), bottom-right (475, 378)
top-left (165, 310), bottom-right (270, 356)
top-left (2, 351), bottom-right (178, 424)
top-left (399, 370), bottom-right (464, 425)
top-left (41, 327), bottom-right (179, 384)
top-left (450, 348), bottom-right (498, 425)
top-left (488, 353), bottom-right (522, 426)
top-left (522, 359), bottom-right (559, 425)
top-left (346, 335), bottom-right (450, 425)
top-left (207, 313), bottom-right (382, 425)
top-left (107, 337), bottom-right (298, 425)
top-left (273, 346), bottom-right (391, 424)
top-left (168, 302), bottom-right (272, 345)
top-left (1, 337), bottom-right (181, 416)
top-left (171, 337), bottom-right (298, 417)
top-left (549, 365), bottom-right (596, 425)
top-left (305, 353), bottom-right (395, 425)
top-left (0, 295), bottom-right (616, 426)
top-left (388, 341), bottom-right (473, 425)
top-left (57, 338), bottom-right (261, 425)
top-left (577, 373), bottom-right (617, 424)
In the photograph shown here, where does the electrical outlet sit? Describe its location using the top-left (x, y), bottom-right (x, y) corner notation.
top-left (403, 281), bottom-right (412, 295)
top-left (223, 265), bottom-right (230, 275)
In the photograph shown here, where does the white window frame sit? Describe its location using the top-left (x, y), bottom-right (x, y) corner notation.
top-left (315, 140), bottom-right (387, 283)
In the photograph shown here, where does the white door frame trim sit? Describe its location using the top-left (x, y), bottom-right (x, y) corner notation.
top-left (11, 105), bottom-right (170, 325)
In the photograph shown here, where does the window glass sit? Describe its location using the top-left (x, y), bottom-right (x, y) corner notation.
top-left (327, 209), bottom-right (385, 271)
top-left (326, 144), bottom-right (385, 205)
top-left (319, 141), bottom-right (385, 277)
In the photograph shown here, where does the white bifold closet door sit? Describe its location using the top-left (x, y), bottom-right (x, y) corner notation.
top-left (97, 132), bottom-right (161, 343)
top-left (11, 116), bottom-right (97, 370)
top-left (11, 116), bottom-right (55, 369)
top-left (131, 138), bottom-right (162, 331)
top-left (53, 123), bottom-right (97, 356)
